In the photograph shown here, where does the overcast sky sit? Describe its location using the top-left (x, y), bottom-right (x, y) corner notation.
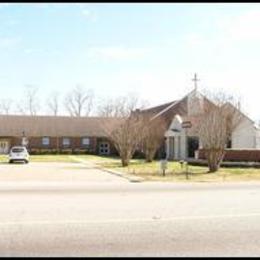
top-left (0, 3), bottom-right (259, 121)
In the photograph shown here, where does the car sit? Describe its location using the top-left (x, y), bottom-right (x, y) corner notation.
top-left (9, 146), bottom-right (29, 164)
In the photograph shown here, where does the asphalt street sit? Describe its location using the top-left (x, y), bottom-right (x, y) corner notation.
top-left (0, 162), bottom-right (260, 256)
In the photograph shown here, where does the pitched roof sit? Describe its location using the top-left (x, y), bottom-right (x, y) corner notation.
top-left (0, 115), bottom-right (122, 137)
top-left (139, 100), bottom-right (177, 115)
top-left (135, 97), bottom-right (188, 128)
top-left (137, 89), bottom-right (217, 123)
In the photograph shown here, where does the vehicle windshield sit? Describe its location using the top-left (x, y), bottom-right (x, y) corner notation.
top-left (11, 148), bottom-right (25, 153)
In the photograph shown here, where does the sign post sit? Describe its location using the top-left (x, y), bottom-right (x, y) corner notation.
top-left (181, 121), bottom-right (192, 180)
top-left (159, 151), bottom-right (167, 177)
top-left (160, 160), bottom-right (167, 177)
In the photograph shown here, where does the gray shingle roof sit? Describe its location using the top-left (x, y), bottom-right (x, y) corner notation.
top-left (0, 115), bottom-right (122, 137)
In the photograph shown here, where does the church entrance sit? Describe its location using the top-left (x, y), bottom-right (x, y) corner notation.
top-left (187, 136), bottom-right (199, 158)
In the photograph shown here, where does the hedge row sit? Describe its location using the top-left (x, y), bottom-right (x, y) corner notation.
top-left (28, 148), bottom-right (95, 155)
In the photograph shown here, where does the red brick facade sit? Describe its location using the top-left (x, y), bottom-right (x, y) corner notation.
top-left (4, 136), bottom-right (117, 155)
top-left (198, 149), bottom-right (260, 162)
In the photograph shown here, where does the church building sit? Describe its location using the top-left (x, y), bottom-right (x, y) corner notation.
top-left (138, 74), bottom-right (260, 161)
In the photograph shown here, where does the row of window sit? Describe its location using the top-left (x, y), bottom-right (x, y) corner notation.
top-left (42, 137), bottom-right (90, 146)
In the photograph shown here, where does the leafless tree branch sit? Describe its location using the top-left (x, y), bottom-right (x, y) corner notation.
top-left (196, 90), bottom-right (243, 172)
top-left (0, 98), bottom-right (13, 115)
top-left (47, 91), bottom-right (60, 116)
top-left (64, 85), bottom-right (94, 117)
top-left (100, 95), bottom-right (148, 167)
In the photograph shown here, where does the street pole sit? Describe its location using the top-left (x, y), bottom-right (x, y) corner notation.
top-left (185, 127), bottom-right (189, 180)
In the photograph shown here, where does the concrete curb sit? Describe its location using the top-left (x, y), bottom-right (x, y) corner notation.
top-left (101, 168), bottom-right (144, 183)
top-left (69, 156), bottom-right (144, 183)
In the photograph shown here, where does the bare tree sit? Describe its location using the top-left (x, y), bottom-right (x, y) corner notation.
top-left (18, 85), bottom-right (40, 115)
top-left (196, 91), bottom-right (242, 173)
top-left (0, 98), bottom-right (13, 115)
top-left (64, 85), bottom-right (94, 117)
top-left (109, 116), bottom-right (145, 166)
top-left (97, 93), bottom-right (149, 117)
top-left (101, 95), bottom-right (148, 167)
top-left (140, 113), bottom-right (168, 162)
top-left (16, 103), bottom-right (26, 115)
top-left (47, 91), bottom-right (60, 116)
top-left (46, 91), bottom-right (60, 152)
top-left (96, 98), bottom-right (120, 117)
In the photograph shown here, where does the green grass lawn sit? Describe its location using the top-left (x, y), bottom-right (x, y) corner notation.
top-left (0, 155), bottom-right (6, 162)
top-left (77, 155), bottom-right (260, 182)
top-left (1, 153), bottom-right (259, 182)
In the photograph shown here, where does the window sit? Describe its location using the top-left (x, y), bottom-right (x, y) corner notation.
top-left (99, 142), bottom-right (110, 155)
top-left (11, 147), bottom-right (25, 153)
top-left (42, 137), bottom-right (50, 146)
top-left (82, 137), bottom-right (90, 146)
top-left (63, 137), bottom-right (70, 146)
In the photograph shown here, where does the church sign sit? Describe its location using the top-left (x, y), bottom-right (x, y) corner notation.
top-left (182, 121), bottom-right (192, 129)
top-left (22, 137), bottom-right (28, 146)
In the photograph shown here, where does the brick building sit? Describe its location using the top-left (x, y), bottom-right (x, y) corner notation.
top-left (0, 115), bottom-right (120, 155)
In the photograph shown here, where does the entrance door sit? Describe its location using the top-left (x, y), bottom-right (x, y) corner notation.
top-left (187, 137), bottom-right (199, 158)
top-left (99, 142), bottom-right (110, 155)
top-left (0, 140), bottom-right (9, 154)
top-left (168, 137), bottom-right (174, 160)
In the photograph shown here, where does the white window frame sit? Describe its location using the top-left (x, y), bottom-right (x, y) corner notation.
top-left (62, 137), bottom-right (70, 147)
top-left (82, 137), bottom-right (90, 146)
top-left (42, 137), bottom-right (50, 146)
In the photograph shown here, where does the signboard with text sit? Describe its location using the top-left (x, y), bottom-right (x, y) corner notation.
top-left (182, 121), bottom-right (192, 129)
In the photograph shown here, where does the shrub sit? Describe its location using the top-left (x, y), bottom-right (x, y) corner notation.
top-left (60, 149), bottom-right (73, 154)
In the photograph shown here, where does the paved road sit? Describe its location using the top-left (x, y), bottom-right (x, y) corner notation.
top-left (0, 162), bottom-right (260, 256)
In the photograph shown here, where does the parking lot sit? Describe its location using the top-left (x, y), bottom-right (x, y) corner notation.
top-left (0, 161), bottom-right (127, 183)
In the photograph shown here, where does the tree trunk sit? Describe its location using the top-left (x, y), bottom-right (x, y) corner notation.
top-left (145, 147), bottom-right (157, 163)
top-left (206, 149), bottom-right (225, 173)
top-left (208, 162), bottom-right (220, 173)
top-left (121, 157), bottom-right (130, 167)
top-left (145, 150), bottom-right (153, 162)
top-left (120, 151), bottom-right (130, 167)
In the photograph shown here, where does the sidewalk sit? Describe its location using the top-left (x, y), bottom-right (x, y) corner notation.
top-left (70, 156), bottom-right (144, 183)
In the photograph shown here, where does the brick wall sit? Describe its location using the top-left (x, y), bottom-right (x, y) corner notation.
top-left (198, 149), bottom-right (260, 162)
top-left (25, 136), bottom-right (97, 154)
top-left (7, 136), bottom-right (117, 155)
